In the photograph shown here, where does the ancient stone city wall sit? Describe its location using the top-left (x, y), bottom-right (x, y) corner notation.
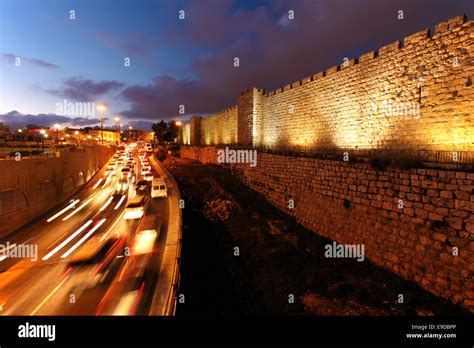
top-left (178, 15), bottom-right (474, 311)
top-left (180, 145), bottom-right (474, 312)
top-left (182, 15), bottom-right (473, 151)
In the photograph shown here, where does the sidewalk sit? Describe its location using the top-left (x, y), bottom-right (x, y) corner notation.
top-left (148, 154), bottom-right (182, 315)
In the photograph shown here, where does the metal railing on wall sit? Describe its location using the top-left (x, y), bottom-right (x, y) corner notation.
top-left (186, 144), bottom-right (474, 171)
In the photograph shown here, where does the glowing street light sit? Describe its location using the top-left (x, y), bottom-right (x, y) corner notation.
top-left (175, 121), bottom-right (182, 127)
top-left (97, 104), bottom-right (106, 146)
top-left (53, 124), bottom-right (61, 145)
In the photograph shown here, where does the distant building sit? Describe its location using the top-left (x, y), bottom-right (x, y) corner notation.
top-left (0, 122), bottom-right (11, 137)
top-left (0, 122), bottom-right (12, 142)
top-left (124, 129), bottom-right (154, 142)
top-left (88, 129), bottom-right (121, 144)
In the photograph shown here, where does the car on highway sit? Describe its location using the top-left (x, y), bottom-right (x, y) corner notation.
top-left (143, 172), bottom-right (153, 182)
top-left (140, 167), bottom-right (151, 176)
top-left (151, 178), bottom-right (167, 198)
top-left (141, 165), bottom-right (151, 172)
top-left (106, 166), bottom-right (116, 176)
top-left (123, 195), bottom-right (149, 220)
top-left (68, 236), bottom-right (126, 288)
top-left (135, 180), bottom-right (151, 194)
top-left (115, 178), bottom-right (129, 195)
top-left (120, 167), bottom-right (131, 179)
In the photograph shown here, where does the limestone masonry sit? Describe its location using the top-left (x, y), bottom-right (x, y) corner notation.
top-left (179, 15), bottom-right (474, 312)
top-left (181, 15), bottom-right (473, 151)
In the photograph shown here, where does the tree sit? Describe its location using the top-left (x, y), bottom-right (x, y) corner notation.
top-left (168, 121), bottom-right (180, 141)
top-left (151, 120), bottom-right (168, 144)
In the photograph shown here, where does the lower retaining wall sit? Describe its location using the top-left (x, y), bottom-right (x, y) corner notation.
top-left (0, 145), bottom-right (114, 238)
top-left (180, 146), bottom-right (474, 312)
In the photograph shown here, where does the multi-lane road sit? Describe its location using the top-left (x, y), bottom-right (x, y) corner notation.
top-left (0, 144), bottom-right (170, 315)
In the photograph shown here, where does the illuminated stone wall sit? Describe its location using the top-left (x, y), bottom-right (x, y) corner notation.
top-left (180, 145), bottom-right (474, 312)
top-left (183, 15), bottom-right (474, 151)
top-left (200, 106), bottom-right (238, 145)
top-left (257, 15), bottom-right (473, 151)
top-left (181, 123), bottom-right (191, 145)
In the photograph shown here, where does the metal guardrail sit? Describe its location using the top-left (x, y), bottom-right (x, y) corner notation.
top-left (153, 155), bottom-right (182, 316)
top-left (188, 144), bottom-right (474, 171)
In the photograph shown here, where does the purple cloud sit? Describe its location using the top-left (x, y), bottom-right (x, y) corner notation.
top-left (27, 58), bottom-right (59, 69)
top-left (120, 0), bottom-right (473, 120)
top-left (0, 110), bottom-right (101, 127)
top-left (47, 77), bottom-right (125, 102)
top-left (94, 31), bottom-right (154, 59)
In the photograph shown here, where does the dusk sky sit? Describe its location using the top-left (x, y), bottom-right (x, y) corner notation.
top-left (0, 0), bottom-right (473, 131)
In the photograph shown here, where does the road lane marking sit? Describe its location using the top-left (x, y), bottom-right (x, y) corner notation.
top-left (102, 177), bottom-right (110, 188)
top-left (100, 196), bottom-right (114, 211)
top-left (61, 219), bottom-right (106, 259)
top-left (47, 199), bottom-right (80, 222)
top-left (92, 178), bottom-right (103, 189)
top-left (62, 195), bottom-right (95, 221)
top-left (114, 195), bottom-right (126, 210)
top-left (100, 211), bottom-right (125, 242)
top-left (42, 220), bottom-right (93, 261)
top-left (30, 274), bottom-right (70, 315)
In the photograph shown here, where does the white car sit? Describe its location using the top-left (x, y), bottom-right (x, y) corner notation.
top-left (123, 195), bottom-right (149, 220)
top-left (141, 165), bottom-right (151, 172)
top-left (151, 178), bottom-right (167, 198)
top-left (143, 172), bottom-right (153, 182)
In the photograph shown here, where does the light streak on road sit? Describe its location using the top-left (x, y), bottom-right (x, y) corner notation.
top-left (100, 196), bottom-right (114, 211)
top-left (0, 243), bottom-right (17, 261)
top-left (114, 195), bottom-right (126, 210)
top-left (100, 211), bottom-right (124, 242)
top-left (102, 177), bottom-right (110, 188)
top-left (42, 220), bottom-right (93, 261)
top-left (61, 219), bottom-right (106, 259)
top-left (46, 199), bottom-right (80, 222)
top-left (130, 281), bottom-right (146, 315)
top-left (30, 273), bottom-right (70, 315)
top-left (93, 178), bottom-right (103, 189)
top-left (62, 195), bottom-right (95, 221)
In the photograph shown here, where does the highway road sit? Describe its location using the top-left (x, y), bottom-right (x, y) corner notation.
top-left (0, 143), bottom-right (170, 315)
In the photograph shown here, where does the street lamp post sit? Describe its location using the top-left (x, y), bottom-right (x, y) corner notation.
top-left (39, 129), bottom-right (46, 152)
top-left (97, 105), bottom-right (106, 146)
top-left (54, 124), bottom-right (60, 148)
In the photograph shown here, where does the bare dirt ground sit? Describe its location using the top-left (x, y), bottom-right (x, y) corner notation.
top-left (165, 157), bottom-right (468, 316)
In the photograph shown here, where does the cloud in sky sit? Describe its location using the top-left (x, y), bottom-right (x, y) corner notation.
top-left (94, 31), bottom-right (154, 59)
top-left (0, 110), bottom-right (101, 128)
top-left (119, 0), bottom-right (474, 120)
top-left (2, 0), bottom-right (473, 123)
top-left (1, 53), bottom-right (59, 69)
top-left (46, 77), bottom-right (125, 102)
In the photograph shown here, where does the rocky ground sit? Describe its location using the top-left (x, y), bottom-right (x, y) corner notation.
top-left (165, 157), bottom-right (468, 316)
